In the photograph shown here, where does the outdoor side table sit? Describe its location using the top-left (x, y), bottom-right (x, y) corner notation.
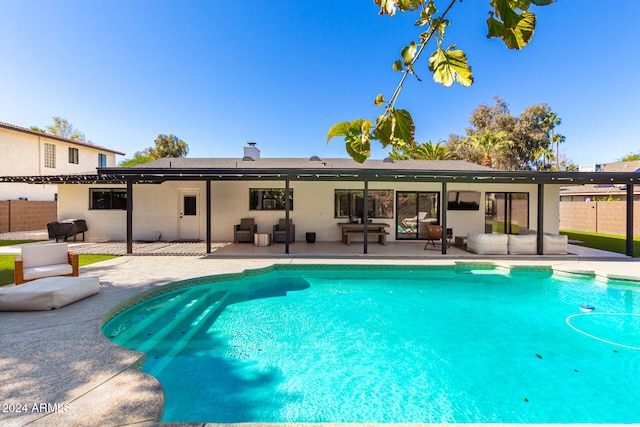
top-left (254, 233), bottom-right (272, 247)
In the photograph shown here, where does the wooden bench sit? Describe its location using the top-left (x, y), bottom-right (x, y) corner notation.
top-left (343, 230), bottom-right (389, 245)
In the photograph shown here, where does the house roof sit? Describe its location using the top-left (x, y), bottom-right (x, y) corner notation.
top-left (2, 156), bottom-right (640, 185)
top-left (0, 121), bottom-right (125, 155)
top-left (130, 157), bottom-right (495, 171)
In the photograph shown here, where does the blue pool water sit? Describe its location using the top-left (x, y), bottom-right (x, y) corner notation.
top-left (102, 265), bottom-right (640, 423)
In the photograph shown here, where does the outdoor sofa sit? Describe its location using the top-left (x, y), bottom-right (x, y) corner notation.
top-left (467, 232), bottom-right (568, 255)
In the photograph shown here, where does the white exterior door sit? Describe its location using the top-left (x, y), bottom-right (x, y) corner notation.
top-left (178, 190), bottom-right (200, 241)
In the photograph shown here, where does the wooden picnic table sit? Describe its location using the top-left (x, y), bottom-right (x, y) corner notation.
top-left (337, 222), bottom-right (390, 245)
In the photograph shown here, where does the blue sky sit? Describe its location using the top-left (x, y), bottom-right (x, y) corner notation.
top-left (1, 1), bottom-right (638, 166)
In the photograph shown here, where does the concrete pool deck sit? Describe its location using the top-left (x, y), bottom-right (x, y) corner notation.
top-left (1, 253), bottom-right (640, 426)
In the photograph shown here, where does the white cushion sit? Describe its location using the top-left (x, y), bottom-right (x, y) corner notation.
top-left (467, 233), bottom-right (508, 255)
top-left (0, 276), bottom-right (99, 311)
top-left (23, 264), bottom-right (74, 281)
top-left (543, 233), bottom-right (568, 255)
top-left (507, 234), bottom-right (537, 255)
top-left (21, 243), bottom-right (69, 268)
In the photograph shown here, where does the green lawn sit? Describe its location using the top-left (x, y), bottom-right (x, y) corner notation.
top-left (0, 254), bottom-right (118, 287)
top-left (560, 230), bottom-right (640, 257)
top-left (0, 240), bottom-right (42, 247)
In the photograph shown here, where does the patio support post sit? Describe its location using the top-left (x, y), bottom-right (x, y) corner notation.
top-left (363, 179), bottom-right (369, 254)
top-left (627, 183), bottom-right (634, 257)
top-left (285, 176), bottom-right (290, 255)
top-left (537, 183), bottom-right (544, 255)
top-left (441, 181), bottom-right (447, 254)
top-left (126, 178), bottom-right (133, 255)
top-left (206, 178), bottom-right (212, 254)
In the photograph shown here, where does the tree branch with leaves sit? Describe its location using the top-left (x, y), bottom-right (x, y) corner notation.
top-left (327, 0), bottom-right (554, 162)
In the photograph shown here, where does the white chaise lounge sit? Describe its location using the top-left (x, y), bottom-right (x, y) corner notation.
top-left (0, 276), bottom-right (99, 311)
top-left (14, 242), bottom-right (79, 285)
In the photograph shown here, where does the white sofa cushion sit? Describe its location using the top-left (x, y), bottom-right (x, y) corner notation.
top-left (507, 234), bottom-right (537, 255)
top-left (0, 276), bottom-right (99, 311)
top-left (21, 243), bottom-right (70, 268)
top-left (467, 233), bottom-right (509, 255)
top-left (23, 264), bottom-right (74, 281)
top-left (543, 233), bottom-right (568, 255)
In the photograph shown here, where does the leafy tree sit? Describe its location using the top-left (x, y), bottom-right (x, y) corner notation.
top-left (447, 97), bottom-right (559, 170)
top-left (620, 152), bottom-right (640, 162)
top-left (328, 0), bottom-right (554, 162)
top-left (30, 117), bottom-right (88, 141)
top-left (119, 134), bottom-right (189, 167)
top-left (147, 134), bottom-right (188, 158)
top-left (390, 140), bottom-right (454, 160)
top-left (46, 117), bottom-right (87, 141)
top-left (511, 103), bottom-right (555, 169)
top-left (465, 130), bottom-right (512, 168)
top-left (118, 151), bottom-right (155, 167)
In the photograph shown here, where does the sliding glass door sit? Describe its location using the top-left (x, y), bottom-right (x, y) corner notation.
top-left (485, 192), bottom-right (529, 234)
top-left (396, 191), bottom-right (440, 239)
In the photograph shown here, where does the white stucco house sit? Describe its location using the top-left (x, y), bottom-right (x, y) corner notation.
top-left (3, 143), bottom-right (637, 256)
top-left (0, 121), bottom-right (124, 201)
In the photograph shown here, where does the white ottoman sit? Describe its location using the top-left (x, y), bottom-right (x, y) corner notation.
top-left (0, 276), bottom-right (99, 311)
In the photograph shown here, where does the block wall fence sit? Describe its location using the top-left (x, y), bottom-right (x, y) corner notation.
top-left (0, 200), bottom-right (57, 233)
top-left (560, 201), bottom-right (640, 236)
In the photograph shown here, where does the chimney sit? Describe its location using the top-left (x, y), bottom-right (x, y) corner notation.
top-left (243, 142), bottom-right (260, 159)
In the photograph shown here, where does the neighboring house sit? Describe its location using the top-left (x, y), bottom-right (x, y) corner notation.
top-left (0, 121), bottom-right (124, 201)
top-left (560, 161), bottom-right (640, 202)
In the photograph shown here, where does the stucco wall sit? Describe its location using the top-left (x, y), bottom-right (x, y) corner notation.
top-left (58, 181), bottom-right (561, 243)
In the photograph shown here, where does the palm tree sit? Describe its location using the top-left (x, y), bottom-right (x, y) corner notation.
top-left (545, 112), bottom-right (562, 169)
top-left (389, 140), bottom-right (455, 160)
top-left (465, 131), bottom-right (512, 168)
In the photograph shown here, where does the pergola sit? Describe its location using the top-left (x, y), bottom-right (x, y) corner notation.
top-left (3, 165), bottom-right (638, 257)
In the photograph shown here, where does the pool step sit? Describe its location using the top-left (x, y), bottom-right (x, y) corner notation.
top-left (112, 287), bottom-right (205, 345)
top-left (146, 291), bottom-right (233, 377)
top-left (134, 288), bottom-right (228, 355)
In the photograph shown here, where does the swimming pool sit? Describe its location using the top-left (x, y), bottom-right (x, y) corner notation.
top-left (102, 264), bottom-right (640, 423)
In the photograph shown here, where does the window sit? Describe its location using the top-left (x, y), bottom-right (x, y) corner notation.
top-left (89, 188), bottom-right (127, 210)
top-left (249, 188), bottom-right (293, 210)
top-left (98, 153), bottom-right (107, 168)
top-left (334, 189), bottom-right (393, 219)
top-left (485, 192), bottom-right (529, 234)
top-left (68, 147), bottom-right (79, 164)
top-left (396, 191), bottom-right (439, 239)
top-left (44, 143), bottom-right (56, 168)
top-left (183, 196), bottom-right (197, 216)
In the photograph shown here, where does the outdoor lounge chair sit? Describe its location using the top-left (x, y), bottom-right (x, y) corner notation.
top-left (273, 218), bottom-right (295, 243)
top-left (14, 242), bottom-right (79, 285)
top-left (400, 212), bottom-right (427, 237)
top-left (424, 225), bottom-right (452, 249)
top-left (233, 218), bottom-right (257, 243)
